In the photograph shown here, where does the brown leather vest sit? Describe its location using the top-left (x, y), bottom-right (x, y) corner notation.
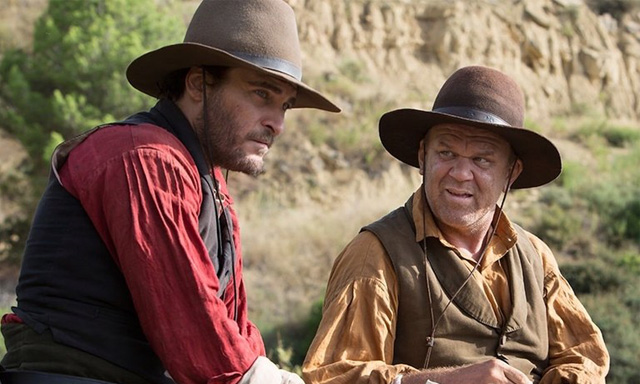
top-left (363, 197), bottom-right (549, 381)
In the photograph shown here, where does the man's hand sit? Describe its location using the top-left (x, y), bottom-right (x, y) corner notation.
top-left (239, 356), bottom-right (282, 384)
top-left (403, 359), bottom-right (533, 384)
top-left (239, 356), bottom-right (304, 384)
top-left (279, 369), bottom-right (304, 384)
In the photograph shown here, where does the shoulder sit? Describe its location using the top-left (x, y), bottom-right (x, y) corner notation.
top-left (62, 124), bottom-right (199, 193)
top-left (87, 123), bottom-right (188, 155)
top-left (71, 124), bottom-right (195, 171)
top-left (333, 231), bottom-right (389, 276)
top-left (325, 231), bottom-right (397, 303)
top-left (517, 227), bottom-right (562, 277)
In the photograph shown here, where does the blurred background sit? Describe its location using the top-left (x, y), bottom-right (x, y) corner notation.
top-left (0, 0), bottom-right (638, 382)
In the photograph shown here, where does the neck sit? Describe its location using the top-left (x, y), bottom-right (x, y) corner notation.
top-left (437, 217), bottom-right (493, 262)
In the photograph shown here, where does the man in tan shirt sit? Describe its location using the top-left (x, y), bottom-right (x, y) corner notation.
top-left (303, 66), bottom-right (609, 384)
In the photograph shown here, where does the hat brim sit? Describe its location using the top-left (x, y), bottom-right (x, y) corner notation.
top-left (379, 108), bottom-right (562, 189)
top-left (126, 43), bottom-right (340, 112)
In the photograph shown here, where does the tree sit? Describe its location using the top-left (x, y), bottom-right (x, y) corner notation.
top-left (0, 0), bottom-right (184, 266)
top-left (0, 0), bottom-right (184, 168)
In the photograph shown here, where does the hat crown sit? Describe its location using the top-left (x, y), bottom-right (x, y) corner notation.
top-left (126, 0), bottom-right (340, 111)
top-left (433, 66), bottom-right (525, 128)
top-left (378, 65), bottom-right (562, 189)
top-left (184, 0), bottom-right (302, 78)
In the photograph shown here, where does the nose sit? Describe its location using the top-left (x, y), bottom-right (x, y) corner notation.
top-left (448, 157), bottom-right (474, 181)
top-left (263, 108), bottom-right (286, 137)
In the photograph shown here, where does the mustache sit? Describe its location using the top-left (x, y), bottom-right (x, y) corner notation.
top-left (248, 130), bottom-right (275, 148)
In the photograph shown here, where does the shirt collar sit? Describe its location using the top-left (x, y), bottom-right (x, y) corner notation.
top-left (410, 187), bottom-right (518, 265)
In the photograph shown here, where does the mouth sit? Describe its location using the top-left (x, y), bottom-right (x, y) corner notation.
top-left (252, 139), bottom-right (270, 149)
top-left (250, 133), bottom-right (274, 149)
top-left (446, 188), bottom-right (473, 199)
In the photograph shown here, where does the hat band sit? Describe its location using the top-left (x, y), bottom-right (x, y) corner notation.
top-left (229, 51), bottom-right (302, 81)
top-left (434, 106), bottom-right (510, 126)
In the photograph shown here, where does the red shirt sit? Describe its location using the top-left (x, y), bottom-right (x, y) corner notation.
top-left (57, 124), bottom-right (264, 383)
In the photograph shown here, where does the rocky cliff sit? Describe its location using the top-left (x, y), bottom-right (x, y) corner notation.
top-left (290, 0), bottom-right (640, 122)
top-left (3, 0), bottom-right (638, 227)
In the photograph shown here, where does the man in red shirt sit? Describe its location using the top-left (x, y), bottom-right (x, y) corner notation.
top-left (0, 1), bottom-right (339, 383)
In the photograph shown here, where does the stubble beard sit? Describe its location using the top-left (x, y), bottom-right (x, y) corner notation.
top-left (427, 186), bottom-right (495, 237)
top-left (197, 90), bottom-right (268, 177)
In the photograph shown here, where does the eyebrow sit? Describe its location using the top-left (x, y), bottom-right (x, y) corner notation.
top-left (248, 80), bottom-right (285, 94)
top-left (434, 136), bottom-right (499, 155)
top-left (248, 79), bottom-right (297, 105)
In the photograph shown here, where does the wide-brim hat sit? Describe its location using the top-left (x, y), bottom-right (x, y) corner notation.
top-left (126, 0), bottom-right (339, 112)
top-left (379, 66), bottom-right (561, 189)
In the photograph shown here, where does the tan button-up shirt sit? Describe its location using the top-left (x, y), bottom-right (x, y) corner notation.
top-left (303, 188), bottom-right (609, 384)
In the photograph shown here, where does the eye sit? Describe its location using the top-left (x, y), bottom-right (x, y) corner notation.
top-left (254, 89), bottom-right (268, 99)
top-left (439, 150), bottom-right (454, 159)
top-left (474, 157), bottom-right (491, 167)
top-left (282, 102), bottom-right (293, 111)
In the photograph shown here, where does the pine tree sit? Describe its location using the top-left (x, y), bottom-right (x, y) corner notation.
top-left (0, 0), bottom-right (184, 167)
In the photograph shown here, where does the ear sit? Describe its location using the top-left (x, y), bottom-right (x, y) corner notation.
top-left (183, 67), bottom-right (205, 103)
top-left (505, 158), bottom-right (524, 192)
top-left (418, 139), bottom-right (426, 175)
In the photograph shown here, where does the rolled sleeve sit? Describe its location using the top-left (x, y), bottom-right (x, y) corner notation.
top-left (62, 125), bottom-right (262, 384)
top-left (527, 234), bottom-right (610, 383)
top-left (303, 231), bottom-right (417, 384)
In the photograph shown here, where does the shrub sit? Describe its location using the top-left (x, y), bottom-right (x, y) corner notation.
top-left (263, 298), bottom-right (324, 369)
top-left (581, 292), bottom-right (640, 384)
top-left (553, 160), bottom-right (588, 191)
top-left (0, 0), bottom-right (183, 170)
top-left (561, 259), bottom-right (628, 295)
top-left (602, 126), bottom-right (640, 148)
top-left (531, 186), bottom-right (599, 255)
top-left (572, 119), bottom-right (640, 148)
top-left (586, 0), bottom-right (640, 19)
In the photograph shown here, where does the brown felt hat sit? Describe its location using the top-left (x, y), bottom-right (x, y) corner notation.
top-left (126, 0), bottom-right (339, 112)
top-left (379, 66), bottom-right (561, 189)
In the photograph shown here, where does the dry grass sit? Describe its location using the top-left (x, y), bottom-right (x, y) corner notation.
top-left (239, 162), bottom-right (420, 329)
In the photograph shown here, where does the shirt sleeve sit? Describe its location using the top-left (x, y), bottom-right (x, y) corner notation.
top-left (526, 234), bottom-right (610, 383)
top-left (214, 169), bottom-right (266, 357)
top-left (61, 126), bottom-right (262, 384)
top-left (302, 231), bottom-right (417, 384)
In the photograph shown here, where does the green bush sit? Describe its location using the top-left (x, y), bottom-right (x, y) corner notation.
top-left (0, 0), bottom-right (183, 170)
top-left (561, 259), bottom-right (628, 295)
top-left (610, 197), bottom-right (640, 244)
top-left (519, 121), bottom-right (640, 382)
top-left (580, 165), bottom-right (640, 246)
top-left (532, 186), bottom-right (598, 255)
top-left (263, 298), bottom-right (324, 369)
top-left (553, 160), bottom-right (588, 191)
top-left (572, 119), bottom-right (640, 148)
top-left (586, 0), bottom-right (640, 19)
top-left (581, 292), bottom-right (640, 384)
top-left (602, 126), bottom-right (640, 148)
top-left (0, 0), bottom-right (185, 273)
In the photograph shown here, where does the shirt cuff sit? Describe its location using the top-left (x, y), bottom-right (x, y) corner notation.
top-left (392, 375), bottom-right (440, 384)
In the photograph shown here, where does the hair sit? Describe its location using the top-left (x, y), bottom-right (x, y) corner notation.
top-left (157, 66), bottom-right (230, 101)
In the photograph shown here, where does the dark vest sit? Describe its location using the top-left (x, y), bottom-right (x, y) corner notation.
top-left (363, 197), bottom-right (548, 381)
top-left (13, 99), bottom-right (236, 383)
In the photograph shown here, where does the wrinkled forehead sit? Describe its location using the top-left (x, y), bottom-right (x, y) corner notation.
top-left (426, 123), bottom-right (512, 151)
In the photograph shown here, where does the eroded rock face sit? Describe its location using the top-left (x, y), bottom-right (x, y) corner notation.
top-left (289, 0), bottom-right (640, 120)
